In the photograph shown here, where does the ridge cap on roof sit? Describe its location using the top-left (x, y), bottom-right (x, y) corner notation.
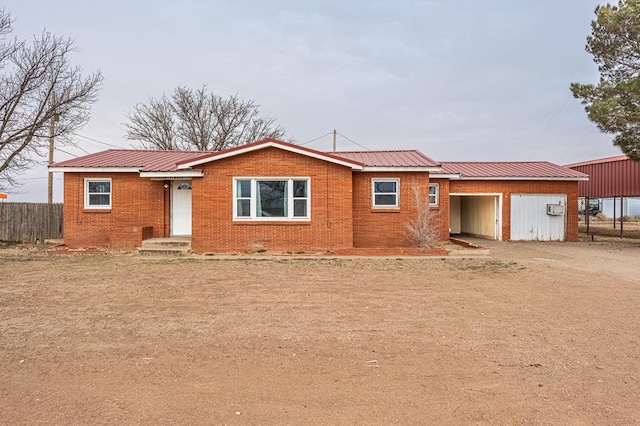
top-left (102, 148), bottom-right (210, 153)
top-left (332, 149), bottom-right (421, 153)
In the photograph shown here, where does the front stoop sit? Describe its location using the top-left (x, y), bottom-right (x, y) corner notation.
top-left (138, 237), bottom-right (191, 256)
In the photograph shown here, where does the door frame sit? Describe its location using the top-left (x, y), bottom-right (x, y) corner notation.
top-left (171, 180), bottom-right (193, 236)
top-left (449, 193), bottom-right (502, 240)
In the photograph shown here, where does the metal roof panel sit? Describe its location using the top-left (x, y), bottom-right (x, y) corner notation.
top-left (568, 156), bottom-right (640, 197)
top-left (438, 161), bottom-right (588, 179)
top-left (332, 150), bottom-right (439, 167)
top-left (52, 150), bottom-right (208, 172)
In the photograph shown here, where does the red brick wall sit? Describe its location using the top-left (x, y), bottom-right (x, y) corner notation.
top-left (63, 172), bottom-right (167, 250)
top-left (351, 172), bottom-right (450, 247)
top-left (191, 147), bottom-right (355, 252)
top-left (61, 157), bottom-right (580, 250)
top-left (430, 178), bottom-right (451, 241)
top-left (449, 180), bottom-right (580, 241)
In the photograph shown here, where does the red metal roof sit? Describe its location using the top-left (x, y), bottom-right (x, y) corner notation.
top-left (332, 150), bottom-right (439, 167)
top-left (565, 155), bottom-right (628, 168)
top-left (438, 162), bottom-right (588, 179)
top-left (567, 156), bottom-right (640, 197)
top-left (52, 149), bottom-right (207, 171)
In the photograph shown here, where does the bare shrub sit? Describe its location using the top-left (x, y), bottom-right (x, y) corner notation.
top-left (622, 215), bottom-right (640, 223)
top-left (405, 184), bottom-right (440, 248)
top-left (595, 212), bottom-right (607, 221)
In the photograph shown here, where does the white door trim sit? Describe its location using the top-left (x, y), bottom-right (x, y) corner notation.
top-left (171, 180), bottom-right (192, 236)
top-left (449, 193), bottom-right (502, 241)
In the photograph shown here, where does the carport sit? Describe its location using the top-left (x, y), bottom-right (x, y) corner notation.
top-left (435, 161), bottom-right (588, 242)
top-left (567, 155), bottom-right (640, 237)
top-left (449, 194), bottom-right (501, 240)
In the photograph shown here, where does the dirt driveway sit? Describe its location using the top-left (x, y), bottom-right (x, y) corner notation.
top-left (1, 240), bottom-right (639, 425)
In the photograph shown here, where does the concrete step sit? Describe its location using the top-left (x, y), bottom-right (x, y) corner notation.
top-left (138, 247), bottom-right (190, 256)
top-left (138, 238), bottom-right (191, 255)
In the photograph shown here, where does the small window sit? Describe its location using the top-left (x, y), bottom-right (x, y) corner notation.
top-left (429, 183), bottom-right (439, 206)
top-left (236, 179), bottom-right (251, 217)
top-left (84, 178), bottom-right (112, 209)
top-left (176, 182), bottom-right (192, 190)
top-left (233, 178), bottom-right (310, 220)
top-left (292, 179), bottom-right (308, 217)
top-left (372, 179), bottom-right (399, 207)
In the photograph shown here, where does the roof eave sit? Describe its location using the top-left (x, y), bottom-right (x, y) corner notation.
top-left (430, 173), bottom-right (462, 179)
top-left (140, 170), bottom-right (204, 178)
top-left (360, 166), bottom-right (442, 172)
top-left (454, 176), bottom-right (590, 181)
top-left (48, 167), bottom-right (141, 173)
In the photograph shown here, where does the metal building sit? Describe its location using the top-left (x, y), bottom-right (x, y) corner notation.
top-left (567, 155), bottom-right (640, 198)
top-left (566, 155), bottom-right (640, 236)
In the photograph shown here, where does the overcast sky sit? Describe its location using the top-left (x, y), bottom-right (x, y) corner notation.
top-left (3, 0), bottom-right (621, 202)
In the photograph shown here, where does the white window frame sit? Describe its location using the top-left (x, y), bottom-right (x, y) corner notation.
top-left (84, 178), bottom-right (112, 209)
top-left (233, 177), bottom-right (311, 221)
top-left (429, 183), bottom-right (439, 206)
top-left (372, 178), bottom-right (400, 208)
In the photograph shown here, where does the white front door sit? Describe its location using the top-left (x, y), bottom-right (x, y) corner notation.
top-left (171, 181), bottom-right (192, 236)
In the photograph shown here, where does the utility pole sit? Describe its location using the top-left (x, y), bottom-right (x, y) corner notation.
top-left (47, 93), bottom-right (59, 204)
top-left (332, 129), bottom-right (337, 152)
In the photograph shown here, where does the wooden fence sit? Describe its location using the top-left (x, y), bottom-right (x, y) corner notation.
top-left (0, 203), bottom-right (63, 243)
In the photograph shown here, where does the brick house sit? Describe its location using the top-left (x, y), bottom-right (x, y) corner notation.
top-left (50, 138), bottom-right (588, 252)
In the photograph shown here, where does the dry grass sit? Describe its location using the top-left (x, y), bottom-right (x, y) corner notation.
top-left (579, 219), bottom-right (640, 241)
top-left (1, 242), bottom-right (640, 424)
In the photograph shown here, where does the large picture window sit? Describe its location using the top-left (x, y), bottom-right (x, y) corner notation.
top-left (372, 178), bottom-right (399, 207)
top-left (234, 178), bottom-right (310, 220)
top-left (84, 178), bottom-right (112, 209)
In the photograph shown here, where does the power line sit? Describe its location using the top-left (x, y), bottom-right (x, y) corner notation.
top-left (531, 54), bottom-right (592, 159)
top-left (19, 176), bottom-right (63, 181)
top-left (56, 148), bottom-right (80, 158)
top-left (75, 145), bottom-right (91, 155)
top-left (73, 132), bottom-right (123, 148)
top-left (299, 132), bottom-right (333, 146)
top-left (92, 112), bottom-right (127, 131)
top-left (337, 132), bottom-right (372, 151)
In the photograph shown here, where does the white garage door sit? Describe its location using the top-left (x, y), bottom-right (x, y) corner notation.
top-left (510, 194), bottom-right (566, 241)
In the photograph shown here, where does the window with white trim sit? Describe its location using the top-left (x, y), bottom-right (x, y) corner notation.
top-left (233, 178), bottom-right (310, 220)
top-left (84, 178), bottom-right (112, 209)
top-left (429, 183), bottom-right (439, 206)
top-left (372, 178), bottom-right (399, 207)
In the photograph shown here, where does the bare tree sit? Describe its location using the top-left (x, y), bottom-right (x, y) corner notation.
top-left (405, 183), bottom-right (441, 248)
top-left (0, 8), bottom-right (103, 191)
top-left (125, 86), bottom-right (288, 151)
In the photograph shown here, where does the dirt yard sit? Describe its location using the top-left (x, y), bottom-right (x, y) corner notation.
top-left (1, 239), bottom-right (640, 425)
